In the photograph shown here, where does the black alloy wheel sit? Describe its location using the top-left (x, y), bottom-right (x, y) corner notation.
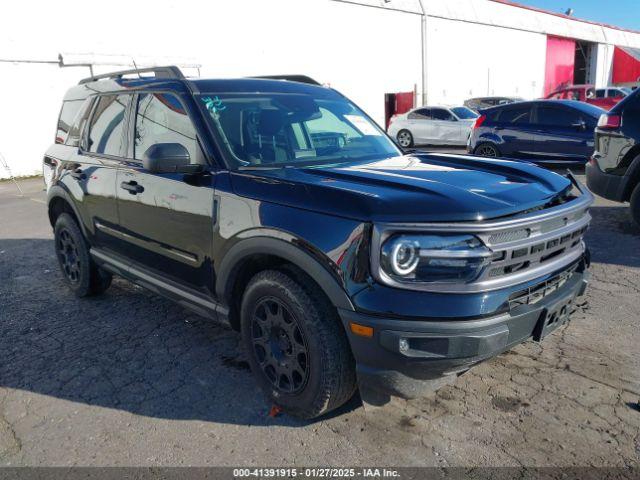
top-left (53, 213), bottom-right (112, 297)
top-left (56, 227), bottom-right (81, 284)
top-left (250, 297), bottom-right (309, 394)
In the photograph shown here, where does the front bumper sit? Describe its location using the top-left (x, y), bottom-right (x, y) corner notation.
top-left (339, 269), bottom-right (590, 400)
top-left (586, 159), bottom-right (628, 202)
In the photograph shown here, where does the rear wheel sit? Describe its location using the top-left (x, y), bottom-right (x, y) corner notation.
top-left (397, 130), bottom-right (414, 148)
top-left (474, 142), bottom-right (500, 157)
top-left (240, 269), bottom-right (356, 419)
top-left (54, 213), bottom-right (112, 297)
top-left (630, 183), bottom-right (640, 226)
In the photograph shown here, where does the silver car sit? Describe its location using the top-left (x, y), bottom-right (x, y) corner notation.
top-left (387, 106), bottom-right (478, 148)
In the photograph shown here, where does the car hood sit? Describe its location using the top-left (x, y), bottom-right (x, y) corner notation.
top-left (230, 154), bottom-right (572, 223)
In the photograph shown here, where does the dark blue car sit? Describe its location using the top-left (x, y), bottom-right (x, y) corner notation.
top-left (468, 100), bottom-right (605, 165)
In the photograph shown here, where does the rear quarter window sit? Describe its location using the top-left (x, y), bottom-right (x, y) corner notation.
top-left (496, 105), bottom-right (531, 124)
top-left (56, 100), bottom-right (84, 144)
top-left (483, 109), bottom-right (500, 123)
top-left (65, 98), bottom-right (95, 148)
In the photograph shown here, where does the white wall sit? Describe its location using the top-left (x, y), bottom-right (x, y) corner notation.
top-left (424, 16), bottom-right (547, 106)
top-left (3, 0), bottom-right (639, 179)
top-left (0, 62), bottom-right (92, 178)
top-left (0, 0), bottom-right (422, 178)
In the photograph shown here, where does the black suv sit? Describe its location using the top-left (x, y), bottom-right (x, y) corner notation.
top-left (586, 88), bottom-right (640, 225)
top-left (45, 67), bottom-right (593, 418)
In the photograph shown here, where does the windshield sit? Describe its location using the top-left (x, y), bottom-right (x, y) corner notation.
top-left (451, 107), bottom-right (479, 119)
top-left (198, 93), bottom-right (400, 168)
top-left (620, 87), bottom-right (632, 95)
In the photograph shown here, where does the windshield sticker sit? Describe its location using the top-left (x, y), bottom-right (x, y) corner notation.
top-left (201, 96), bottom-right (227, 115)
top-left (344, 115), bottom-right (382, 136)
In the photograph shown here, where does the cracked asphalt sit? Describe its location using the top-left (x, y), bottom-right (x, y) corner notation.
top-left (0, 172), bottom-right (639, 467)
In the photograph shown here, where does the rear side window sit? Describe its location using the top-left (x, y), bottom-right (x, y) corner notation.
top-left (431, 108), bottom-right (454, 121)
top-left (134, 92), bottom-right (198, 162)
top-left (56, 100), bottom-right (84, 144)
top-left (65, 98), bottom-right (95, 148)
top-left (87, 95), bottom-right (129, 156)
top-left (596, 89), bottom-right (606, 98)
top-left (483, 109), bottom-right (500, 122)
top-left (498, 105), bottom-right (531, 124)
top-left (408, 108), bottom-right (430, 120)
top-left (536, 106), bottom-right (581, 127)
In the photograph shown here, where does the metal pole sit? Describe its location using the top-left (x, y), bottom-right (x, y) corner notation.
top-left (418, 0), bottom-right (428, 106)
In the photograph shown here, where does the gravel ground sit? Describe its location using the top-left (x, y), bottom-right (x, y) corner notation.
top-left (0, 172), bottom-right (639, 467)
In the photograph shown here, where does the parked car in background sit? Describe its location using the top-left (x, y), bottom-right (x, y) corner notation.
top-left (595, 86), bottom-right (632, 100)
top-left (468, 100), bottom-right (604, 165)
top-left (614, 82), bottom-right (639, 91)
top-left (464, 96), bottom-right (523, 112)
top-left (587, 87), bottom-right (640, 225)
top-left (545, 84), bottom-right (620, 110)
top-left (388, 106), bottom-right (478, 147)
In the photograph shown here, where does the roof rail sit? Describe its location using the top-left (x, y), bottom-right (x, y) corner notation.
top-left (251, 75), bottom-right (321, 86)
top-left (78, 66), bottom-right (185, 85)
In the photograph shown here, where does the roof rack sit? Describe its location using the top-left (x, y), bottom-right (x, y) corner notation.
top-left (251, 75), bottom-right (321, 86)
top-left (78, 66), bottom-right (185, 85)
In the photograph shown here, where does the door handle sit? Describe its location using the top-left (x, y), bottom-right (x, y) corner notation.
top-left (120, 181), bottom-right (144, 195)
top-left (70, 168), bottom-right (86, 180)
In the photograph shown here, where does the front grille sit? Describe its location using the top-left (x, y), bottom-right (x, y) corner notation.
top-left (508, 262), bottom-right (580, 309)
top-left (474, 206), bottom-right (590, 286)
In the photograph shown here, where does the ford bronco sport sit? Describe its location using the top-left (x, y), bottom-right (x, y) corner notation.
top-left (44, 67), bottom-right (592, 419)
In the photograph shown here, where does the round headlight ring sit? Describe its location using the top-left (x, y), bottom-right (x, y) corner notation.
top-left (390, 239), bottom-right (420, 276)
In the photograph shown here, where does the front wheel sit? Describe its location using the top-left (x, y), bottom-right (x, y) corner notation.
top-left (54, 213), bottom-right (112, 297)
top-left (474, 142), bottom-right (500, 157)
top-left (630, 183), bottom-right (640, 226)
top-left (240, 269), bottom-right (357, 419)
top-left (396, 130), bottom-right (414, 148)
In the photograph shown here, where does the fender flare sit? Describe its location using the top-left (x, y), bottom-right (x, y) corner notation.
top-left (215, 236), bottom-right (355, 312)
top-left (46, 185), bottom-right (89, 237)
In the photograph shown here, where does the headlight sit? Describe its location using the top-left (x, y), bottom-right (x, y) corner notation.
top-left (379, 233), bottom-right (492, 285)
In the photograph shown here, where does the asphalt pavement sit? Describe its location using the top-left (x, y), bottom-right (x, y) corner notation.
top-left (0, 170), bottom-right (639, 467)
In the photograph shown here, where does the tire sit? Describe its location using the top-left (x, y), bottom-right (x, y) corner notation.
top-left (396, 129), bottom-right (414, 148)
top-left (54, 213), bottom-right (112, 297)
top-left (240, 269), bottom-right (357, 419)
top-left (630, 183), bottom-right (640, 227)
top-left (474, 142), bottom-right (501, 157)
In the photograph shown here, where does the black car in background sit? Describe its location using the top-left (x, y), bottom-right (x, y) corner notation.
top-left (464, 96), bottom-right (523, 112)
top-left (468, 100), bottom-right (604, 165)
top-left (587, 87), bottom-right (640, 225)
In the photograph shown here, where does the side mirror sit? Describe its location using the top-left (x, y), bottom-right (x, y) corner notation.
top-left (143, 143), bottom-right (196, 174)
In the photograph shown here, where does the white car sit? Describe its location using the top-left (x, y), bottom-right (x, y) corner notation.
top-left (387, 106), bottom-right (479, 148)
top-left (595, 87), bottom-right (632, 99)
